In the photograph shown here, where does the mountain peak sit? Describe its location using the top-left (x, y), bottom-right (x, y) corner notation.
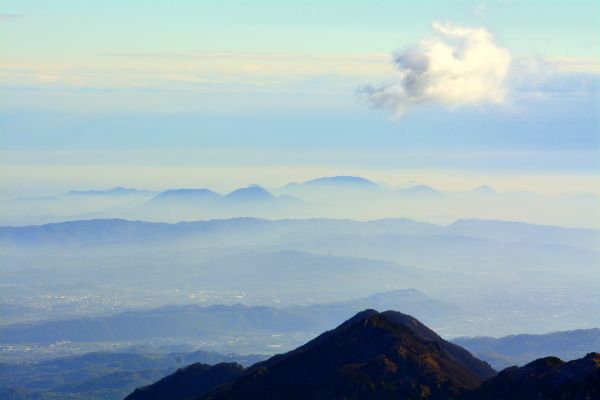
top-left (65, 187), bottom-right (150, 196)
top-left (195, 309), bottom-right (495, 400)
top-left (302, 176), bottom-right (380, 188)
top-left (397, 184), bottom-right (441, 196)
top-left (146, 188), bottom-right (221, 206)
top-left (471, 185), bottom-right (496, 194)
top-left (224, 186), bottom-right (275, 201)
top-left (123, 309), bottom-right (600, 400)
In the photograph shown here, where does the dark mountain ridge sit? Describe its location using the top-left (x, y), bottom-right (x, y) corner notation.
top-left (124, 310), bottom-right (600, 400)
top-left (469, 352), bottom-right (600, 400)
top-left (194, 309), bottom-right (495, 400)
top-left (0, 350), bottom-right (262, 400)
top-left (125, 362), bottom-right (245, 400)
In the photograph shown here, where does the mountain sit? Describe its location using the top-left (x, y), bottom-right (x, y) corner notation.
top-left (397, 184), bottom-right (444, 197)
top-left (300, 175), bottom-right (380, 188)
top-left (470, 352), bottom-right (600, 400)
top-left (287, 288), bottom-right (463, 331)
top-left (0, 187), bottom-right (157, 226)
top-left (0, 303), bottom-right (318, 344)
top-left (469, 185), bottom-right (496, 195)
top-left (223, 185), bottom-right (277, 202)
top-left (124, 311), bottom-right (600, 400)
top-left (125, 363), bottom-right (244, 400)
top-left (2, 217), bottom-right (598, 337)
top-left (0, 218), bottom-right (175, 247)
top-left (453, 328), bottom-right (600, 370)
top-left (3, 217), bottom-right (595, 252)
top-left (191, 310), bottom-right (495, 400)
top-left (280, 176), bottom-right (383, 201)
top-left (3, 179), bottom-right (598, 227)
top-left (288, 231), bottom-right (599, 276)
top-left (65, 187), bottom-right (156, 197)
top-left (0, 217), bottom-right (445, 248)
top-left (145, 189), bottom-right (221, 206)
top-left (0, 289), bottom-right (459, 344)
top-left (447, 218), bottom-right (600, 250)
top-left (0, 373), bottom-right (165, 400)
top-left (139, 186), bottom-right (302, 220)
top-left (0, 350), bottom-right (262, 400)
top-left (2, 217), bottom-right (597, 338)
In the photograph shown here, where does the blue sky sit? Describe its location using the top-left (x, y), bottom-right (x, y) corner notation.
top-left (0, 0), bottom-right (598, 195)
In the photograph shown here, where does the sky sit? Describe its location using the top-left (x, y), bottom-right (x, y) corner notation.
top-left (0, 0), bottom-right (599, 196)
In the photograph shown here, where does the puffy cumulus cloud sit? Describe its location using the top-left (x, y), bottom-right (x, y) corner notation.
top-left (358, 22), bottom-right (512, 115)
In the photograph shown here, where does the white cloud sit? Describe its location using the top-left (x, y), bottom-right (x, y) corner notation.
top-left (358, 22), bottom-right (512, 115)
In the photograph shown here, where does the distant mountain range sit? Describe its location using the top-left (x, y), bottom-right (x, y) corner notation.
top-left (0, 350), bottom-right (262, 400)
top-left (280, 176), bottom-right (449, 206)
top-left (123, 310), bottom-right (600, 400)
top-left (0, 289), bottom-right (463, 344)
top-left (145, 188), bottom-right (222, 206)
top-left (294, 175), bottom-right (381, 187)
top-left (65, 187), bottom-right (157, 197)
top-left (447, 218), bottom-right (600, 250)
top-left (2, 175), bottom-right (598, 227)
top-left (139, 185), bottom-right (307, 221)
top-left (454, 328), bottom-right (600, 370)
top-left (125, 362), bottom-right (245, 400)
top-left (2, 216), bottom-right (597, 251)
top-left (282, 175), bottom-right (383, 193)
top-left (1, 217), bottom-right (598, 336)
top-left (145, 185), bottom-right (296, 208)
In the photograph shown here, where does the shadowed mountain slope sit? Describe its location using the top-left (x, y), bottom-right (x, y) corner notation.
top-left (469, 352), bottom-right (600, 400)
top-left (125, 362), bottom-right (244, 400)
top-left (194, 309), bottom-right (495, 400)
top-left (124, 311), bottom-right (600, 400)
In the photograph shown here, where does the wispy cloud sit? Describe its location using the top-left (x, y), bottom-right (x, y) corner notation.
top-left (0, 51), bottom-right (393, 91)
top-left (547, 57), bottom-right (600, 74)
top-left (105, 51), bottom-right (389, 63)
top-left (0, 66), bottom-right (241, 89)
top-left (358, 22), bottom-right (512, 116)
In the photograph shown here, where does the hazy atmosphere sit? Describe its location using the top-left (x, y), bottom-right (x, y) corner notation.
top-left (1, 1), bottom-right (599, 400)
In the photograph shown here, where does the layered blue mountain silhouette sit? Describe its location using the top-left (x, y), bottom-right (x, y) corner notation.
top-left (1, 175), bottom-right (598, 226)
